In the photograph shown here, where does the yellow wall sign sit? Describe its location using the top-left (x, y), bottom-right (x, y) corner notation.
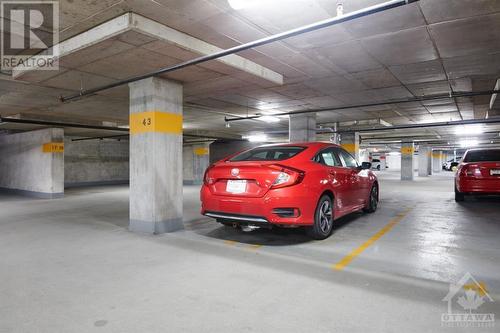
top-left (401, 146), bottom-right (414, 155)
top-left (194, 147), bottom-right (209, 156)
top-left (42, 142), bottom-right (64, 153)
top-left (129, 111), bottom-right (183, 135)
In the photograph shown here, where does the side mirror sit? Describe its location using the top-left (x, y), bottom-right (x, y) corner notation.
top-left (361, 162), bottom-right (372, 170)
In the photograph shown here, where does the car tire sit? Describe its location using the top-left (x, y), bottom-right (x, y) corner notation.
top-left (363, 185), bottom-right (379, 213)
top-left (307, 195), bottom-right (334, 240)
top-left (455, 187), bottom-right (465, 202)
top-left (377, 165), bottom-right (381, 171)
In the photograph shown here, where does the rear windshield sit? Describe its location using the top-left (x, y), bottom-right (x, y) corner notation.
top-left (463, 149), bottom-right (500, 162)
top-left (229, 146), bottom-right (306, 162)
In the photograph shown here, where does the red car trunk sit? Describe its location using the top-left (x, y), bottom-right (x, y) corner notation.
top-left (461, 162), bottom-right (500, 179)
top-left (205, 162), bottom-right (283, 198)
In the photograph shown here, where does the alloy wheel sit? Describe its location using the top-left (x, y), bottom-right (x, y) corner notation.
top-left (319, 200), bottom-right (333, 233)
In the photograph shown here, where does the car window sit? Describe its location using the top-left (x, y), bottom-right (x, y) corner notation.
top-left (314, 148), bottom-right (342, 167)
top-left (336, 149), bottom-right (358, 168)
top-left (230, 146), bottom-right (306, 161)
top-left (463, 149), bottom-right (500, 162)
top-left (372, 159), bottom-right (380, 163)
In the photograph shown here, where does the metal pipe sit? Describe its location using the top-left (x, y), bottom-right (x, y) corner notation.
top-left (60, 0), bottom-right (416, 102)
top-left (0, 116), bottom-right (243, 141)
top-left (225, 89), bottom-right (500, 122)
top-left (0, 116), bottom-right (129, 132)
top-left (333, 116), bottom-right (500, 134)
top-left (71, 134), bottom-right (129, 142)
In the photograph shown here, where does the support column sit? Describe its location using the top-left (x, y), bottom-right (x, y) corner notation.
top-left (0, 128), bottom-right (64, 198)
top-left (289, 114), bottom-right (316, 142)
top-left (418, 145), bottom-right (431, 177)
top-left (340, 132), bottom-right (360, 161)
top-left (129, 77), bottom-right (184, 234)
top-left (401, 142), bottom-right (414, 181)
top-left (193, 144), bottom-right (210, 185)
top-left (432, 150), bottom-right (442, 174)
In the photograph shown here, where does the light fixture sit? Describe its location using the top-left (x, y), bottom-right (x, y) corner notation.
top-left (225, 122), bottom-right (231, 128)
top-left (258, 115), bottom-right (280, 123)
top-left (336, 3), bottom-right (344, 16)
top-left (454, 125), bottom-right (484, 136)
top-left (245, 134), bottom-right (268, 142)
top-left (228, 0), bottom-right (257, 10)
top-left (460, 138), bottom-right (479, 148)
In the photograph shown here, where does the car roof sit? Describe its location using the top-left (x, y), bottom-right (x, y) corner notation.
top-left (258, 141), bottom-right (339, 149)
top-left (465, 148), bottom-right (500, 151)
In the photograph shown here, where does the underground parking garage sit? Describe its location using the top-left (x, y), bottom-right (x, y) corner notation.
top-left (1, 0), bottom-right (500, 331)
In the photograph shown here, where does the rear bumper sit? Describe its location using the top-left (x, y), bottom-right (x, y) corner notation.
top-left (200, 185), bottom-right (315, 226)
top-left (456, 178), bottom-right (500, 194)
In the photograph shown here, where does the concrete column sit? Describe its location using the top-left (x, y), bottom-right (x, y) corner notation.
top-left (432, 150), bottom-right (442, 174)
top-left (289, 114), bottom-right (316, 142)
top-left (0, 128), bottom-right (64, 198)
top-left (183, 143), bottom-right (210, 185)
top-left (340, 132), bottom-right (360, 161)
top-left (129, 77), bottom-right (184, 234)
top-left (418, 146), bottom-right (431, 177)
top-left (401, 142), bottom-right (414, 181)
top-left (380, 154), bottom-right (387, 170)
top-left (193, 144), bottom-right (210, 185)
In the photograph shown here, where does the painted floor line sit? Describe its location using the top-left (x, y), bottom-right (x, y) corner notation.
top-left (332, 207), bottom-right (413, 271)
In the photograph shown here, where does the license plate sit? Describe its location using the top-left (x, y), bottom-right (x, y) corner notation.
top-left (226, 180), bottom-right (247, 193)
top-left (490, 169), bottom-right (500, 175)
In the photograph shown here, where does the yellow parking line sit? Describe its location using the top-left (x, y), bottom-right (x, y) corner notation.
top-left (332, 208), bottom-right (413, 271)
top-left (248, 244), bottom-right (262, 250)
top-left (223, 240), bottom-right (237, 246)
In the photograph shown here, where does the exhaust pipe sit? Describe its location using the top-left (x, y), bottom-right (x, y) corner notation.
top-left (241, 225), bottom-right (261, 232)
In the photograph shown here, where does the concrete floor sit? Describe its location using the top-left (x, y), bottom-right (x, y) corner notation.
top-left (1, 171), bottom-right (499, 332)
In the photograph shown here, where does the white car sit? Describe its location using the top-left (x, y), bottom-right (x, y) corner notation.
top-left (443, 157), bottom-right (462, 171)
top-left (371, 158), bottom-right (382, 171)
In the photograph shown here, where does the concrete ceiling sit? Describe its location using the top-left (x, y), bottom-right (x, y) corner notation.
top-left (1, 0), bottom-right (500, 141)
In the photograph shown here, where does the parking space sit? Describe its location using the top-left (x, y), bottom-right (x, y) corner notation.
top-left (2, 172), bottom-right (499, 332)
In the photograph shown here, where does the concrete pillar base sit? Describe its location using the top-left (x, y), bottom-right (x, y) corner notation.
top-left (129, 218), bottom-right (184, 234)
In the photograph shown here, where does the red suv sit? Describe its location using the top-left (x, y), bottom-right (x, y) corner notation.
top-left (200, 142), bottom-right (378, 239)
top-left (455, 148), bottom-right (500, 201)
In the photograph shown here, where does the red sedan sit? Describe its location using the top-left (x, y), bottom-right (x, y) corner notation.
top-left (455, 148), bottom-right (500, 201)
top-left (200, 142), bottom-right (379, 239)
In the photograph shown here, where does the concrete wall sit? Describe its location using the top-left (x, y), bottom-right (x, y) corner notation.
top-left (64, 138), bottom-right (129, 187)
top-left (0, 128), bottom-right (64, 198)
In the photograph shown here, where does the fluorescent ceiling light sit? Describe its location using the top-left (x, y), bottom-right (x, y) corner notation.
top-left (455, 125), bottom-right (483, 136)
top-left (460, 139), bottom-right (479, 148)
top-left (228, 0), bottom-right (259, 10)
top-left (258, 115), bottom-right (280, 123)
top-left (245, 134), bottom-right (268, 142)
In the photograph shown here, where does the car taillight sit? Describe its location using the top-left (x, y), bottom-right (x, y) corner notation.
top-left (203, 165), bottom-right (215, 185)
top-left (461, 165), bottom-right (481, 178)
top-left (269, 164), bottom-right (305, 189)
